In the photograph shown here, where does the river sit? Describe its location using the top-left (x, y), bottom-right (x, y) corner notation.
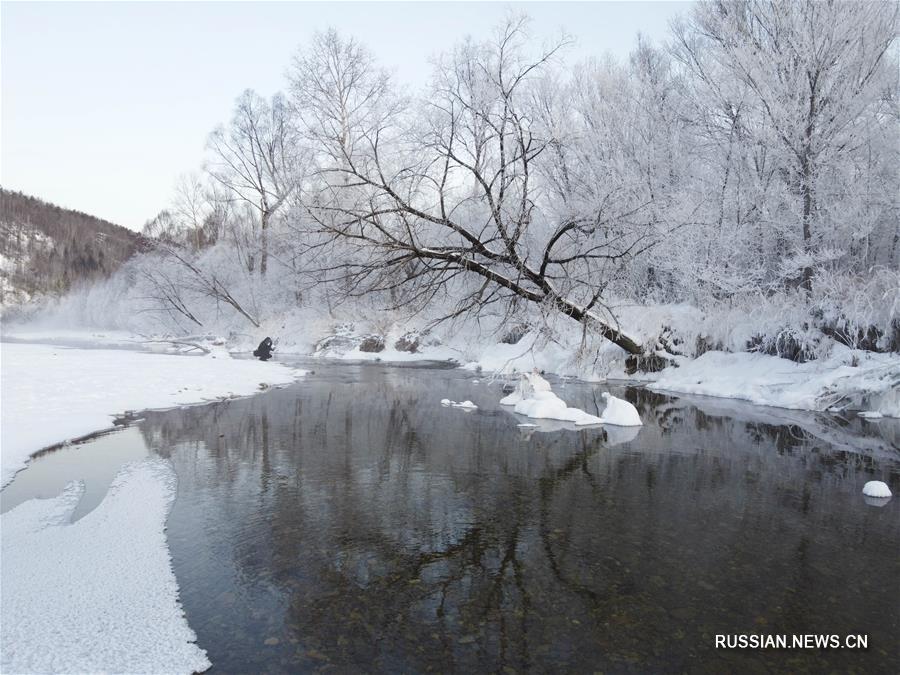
top-left (3, 360), bottom-right (898, 673)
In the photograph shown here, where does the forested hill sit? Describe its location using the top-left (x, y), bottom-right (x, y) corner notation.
top-left (0, 188), bottom-right (147, 306)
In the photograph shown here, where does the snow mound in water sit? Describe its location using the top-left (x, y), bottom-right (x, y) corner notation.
top-left (452, 400), bottom-right (478, 409)
top-left (500, 390), bottom-right (524, 405)
top-left (441, 399), bottom-right (478, 409)
top-left (512, 391), bottom-right (602, 426)
top-left (501, 377), bottom-right (642, 428)
top-left (527, 370), bottom-right (552, 392)
top-left (598, 393), bottom-right (643, 427)
top-left (500, 370), bottom-right (550, 405)
top-left (862, 481), bottom-right (892, 498)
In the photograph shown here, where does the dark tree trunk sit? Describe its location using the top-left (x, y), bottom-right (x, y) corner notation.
top-left (260, 210), bottom-right (269, 278)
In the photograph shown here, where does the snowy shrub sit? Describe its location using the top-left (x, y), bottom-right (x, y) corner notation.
top-left (747, 327), bottom-right (824, 364)
top-left (810, 267), bottom-right (900, 353)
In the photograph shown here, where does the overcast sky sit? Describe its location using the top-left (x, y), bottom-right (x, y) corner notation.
top-left (2, 1), bottom-right (690, 230)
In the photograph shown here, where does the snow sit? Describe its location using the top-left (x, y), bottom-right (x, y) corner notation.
top-left (597, 392), bottom-right (643, 426)
top-left (1, 458), bottom-right (211, 674)
top-left (862, 480), bottom-right (892, 498)
top-left (649, 348), bottom-right (900, 417)
top-left (6, 320), bottom-right (897, 423)
top-left (339, 342), bottom-right (463, 363)
top-left (1, 327), bottom-right (147, 350)
top-left (527, 370), bottom-right (552, 392)
top-left (0, 342), bottom-right (306, 488)
top-left (500, 377), bottom-right (528, 405)
top-left (442, 399), bottom-right (478, 409)
top-left (510, 390), bottom-right (603, 426)
top-left (501, 377), bottom-right (641, 428)
top-left (500, 392), bottom-right (521, 405)
top-left (463, 335), bottom-right (591, 379)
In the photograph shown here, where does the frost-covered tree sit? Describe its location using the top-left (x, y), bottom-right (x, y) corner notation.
top-left (43, 8), bottom-right (897, 359)
top-left (672, 0), bottom-right (899, 294)
top-left (288, 28), bottom-right (396, 177)
top-left (296, 18), bottom-right (687, 354)
top-left (207, 90), bottom-right (300, 276)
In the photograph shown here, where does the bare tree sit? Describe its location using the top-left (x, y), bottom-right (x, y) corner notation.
top-left (171, 172), bottom-right (211, 251)
top-left (207, 89), bottom-right (299, 276)
top-left (140, 245), bottom-right (261, 328)
top-left (298, 19), bottom-right (670, 354)
top-left (133, 254), bottom-right (205, 329)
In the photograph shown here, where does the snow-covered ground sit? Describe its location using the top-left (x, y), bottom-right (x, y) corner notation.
top-left (0, 341), bottom-right (304, 672)
top-left (1, 327), bottom-right (147, 350)
top-left (648, 348), bottom-right (900, 418)
top-left (1, 458), bottom-right (211, 674)
top-left (0, 342), bottom-right (305, 487)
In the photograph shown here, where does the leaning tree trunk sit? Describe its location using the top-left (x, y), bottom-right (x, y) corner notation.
top-left (553, 297), bottom-right (642, 355)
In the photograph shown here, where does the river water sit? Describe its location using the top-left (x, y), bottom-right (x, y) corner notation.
top-left (3, 361), bottom-right (898, 673)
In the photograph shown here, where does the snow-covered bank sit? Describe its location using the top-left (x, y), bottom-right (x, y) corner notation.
top-left (0, 327), bottom-right (147, 350)
top-left (460, 333), bottom-right (616, 380)
top-left (1, 458), bottom-right (211, 674)
top-left (4, 324), bottom-right (898, 421)
top-left (0, 342), bottom-right (305, 487)
top-left (648, 348), bottom-right (900, 417)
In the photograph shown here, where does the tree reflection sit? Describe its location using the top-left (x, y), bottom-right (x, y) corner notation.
top-left (138, 365), bottom-right (900, 673)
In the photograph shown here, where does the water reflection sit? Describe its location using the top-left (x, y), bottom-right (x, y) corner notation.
top-left (1, 426), bottom-right (149, 521)
top-left (133, 364), bottom-right (899, 674)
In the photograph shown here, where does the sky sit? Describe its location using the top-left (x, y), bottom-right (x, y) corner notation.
top-left (2, 1), bottom-right (690, 231)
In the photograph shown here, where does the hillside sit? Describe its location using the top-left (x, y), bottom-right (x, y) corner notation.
top-left (0, 189), bottom-right (146, 307)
